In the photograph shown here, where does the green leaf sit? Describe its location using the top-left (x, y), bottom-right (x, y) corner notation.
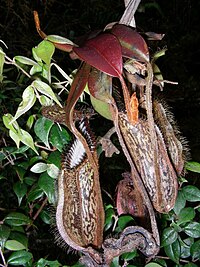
top-left (19, 128), bottom-right (38, 155)
top-left (182, 185), bottom-right (200, 202)
top-left (5, 240), bottom-right (26, 251)
top-left (13, 182), bottom-right (27, 206)
top-left (36, 258), bottom-right (61, 267)
top-left (33, 40), bottom-right (55, 65)
top-left (180, 237), bottom-right (194, 259)
top-left (47, 35), bottom-right (74, 45)
top-left (185, 161), bottom-right (200, 173)
top-left (7, 251), bottom-right (33, 265)
top-left (10, 86), bottom-right (36, 123)
top-left (3, 113), bottom-right (19, 133)
top-left (38, 95), bottom-right (53, 106)
top-left (34, 117), bottom-right (54, 148)
top-left (39, 210), bottom-right (51, 225)
top-left (26, 115), bottom-right (35, 130)
top-left (32, 80), bottom-right (62, 107)
top-left (115, 215), bottom-right (134, 233)
top-left (183, 222), bottom-right (200, 238)
top-left (30, 162), bottom-right (47, 173)
top-left (27, 186), bottom-right (44, 203)
top-left (104, 206), bottom-right (115, 231)
top-left (177, 207), bottom-right (195, 225)
top-left (9, 130), bottom-right (21, 148)
top-left (49, 124), bottom-right (71, 151)
top-left (9, 232), bottom-right (28, 250)
top-left (151, 259), bottom-right (167, 267)
top-left (14, 56), bottom-right (38, 66)
top-left (110, 256), bottom-right (119, 267)
top-left (190, 240), bottom-right (200, 261)
top-left (0, 225), bottom-right (11, 248)
top-left (161, 227), bottom-right (178, 247)
top-left (0, 47), bottom-right (5, 82)
top-left (90, 94), bottom-right (112, 120)
top-left (30, 64), bottom-right (43, 75)
top-left (38, 172), bottom-right (56, 204)
top-left (184, 263), bottom-right (198, 267)
top-left (4, 115), bottom-right (38, 153)
top-left (46, 163), bottom-right (59, 178)
top-left (145, 263), bottom-right (163, 267)
top-left (5, 212), bottom-right (31, 227)
top-left (121, 250), bottom-right (137, 261)
top-left (164, 239), bottom-right (180, 264)
top-left (47, 150), bottom-right (61, 168)
top-left (173, 190), bottom-right (186, 215)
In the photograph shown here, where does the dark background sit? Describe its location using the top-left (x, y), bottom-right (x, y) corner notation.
top-left (0, 0), bottom-right (200, 264)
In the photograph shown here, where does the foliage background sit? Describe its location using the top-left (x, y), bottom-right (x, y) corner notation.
top-left (0, 0), bottom-right (200, 266)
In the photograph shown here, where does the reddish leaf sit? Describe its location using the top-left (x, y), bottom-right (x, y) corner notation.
top-left (73, 33), bottom-right (123, 77)
top-left (111, 24), bottom-right (149, 62)
top-left (65, 63), bottom-right (91, 129)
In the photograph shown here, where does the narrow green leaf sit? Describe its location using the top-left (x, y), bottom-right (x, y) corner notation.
top-left (182, 185), bottom-right (200, 202)
top-left (32, 80), bottom-right (62, 107)
top-left (47, 35), bottom-right (74, 45)
top-left (26, 115), bottom-right (35, 130)
top-left (190, 240), bottom-right (200, 261)
top-left (5, 212), bottom-right (31, 226)
top-left (34, 117), bottom-right (54, 148)
top-left (30, 162), bottom-right (47, 173)
top-left (10, 86), bottom-right (36, 123)
top-left (0, 225), bottom-right (11, 248)
top-left (183, 222), bottom-right (200, 238)
top-left (5, 240), bottom-right (26, 251)
top-left (51, 63), bottom-right (73, 82)
top-left (14, 56), bottom-right (38, 66)
top-left (9, 130), bottom-right (21, 148)
top-left (0, 47), bottom-right (5, 82)
top-left (7, 251), bottom-right (33, 265)
top-left (19, 129), bottom-right (38, 155)
top-left (164, 239), bottom-right (180, 263)
top-left (38, 172), bottom-right (56, 204)
top-left (161, 227), bottom-right (178, 247)
top-left (185, 161), bottom-right (200, 173)
top-left (33, 40), bottom-right (55, 65)
top-left (13, 182), bottom-right (27, 206)
top-left (177, 207), bottom-right (195, 225)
